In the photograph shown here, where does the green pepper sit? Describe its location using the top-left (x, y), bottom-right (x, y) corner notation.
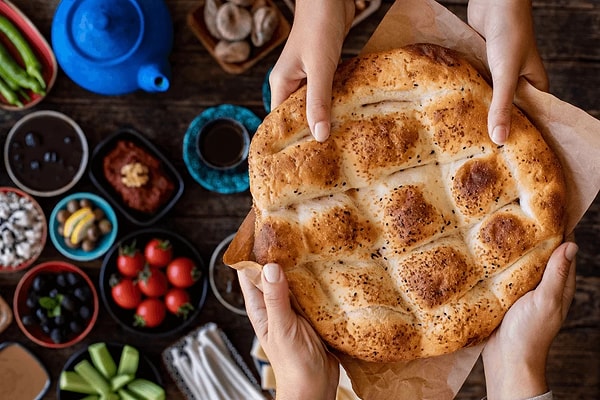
top-left (0, 40), bottom-right (44, 94)
top-left (0, 76), bottom-right (23, 107)
top-left (0, 15), bottom-right (45, 89)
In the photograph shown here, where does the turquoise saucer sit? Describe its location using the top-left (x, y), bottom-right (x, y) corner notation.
top-left (183, 104), bottom-right (261, 194)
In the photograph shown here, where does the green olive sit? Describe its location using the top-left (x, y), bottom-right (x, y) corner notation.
top-left (81, 239), bottom-right (96, 252)
top-left (79, 199), bottom-right (93, 209)
top-left (57, 209), bottom-right (71, 224)
top-left (67, 199), bottom-right (79, 213)
top-left (98, 219), bottom-right (112, 235)
top-left (87, 225), bottom-right (101, 242)
top-left (93, 208), bottom-right (105, 221)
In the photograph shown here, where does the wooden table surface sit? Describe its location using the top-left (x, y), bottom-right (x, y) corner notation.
top-left (0, 1), bottom-right (598, 399)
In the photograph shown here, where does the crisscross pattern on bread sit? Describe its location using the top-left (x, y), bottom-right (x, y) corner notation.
top-left (249, 44), bottom-right (566, 362)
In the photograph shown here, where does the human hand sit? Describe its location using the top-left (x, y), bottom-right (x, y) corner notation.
top-left (269, 0), bottom-right (355, 142)
top-left (482, 242), bottom-right (577, 400)
top-left (238, 263), bottom-right (340, 400)
top-left (468, 0), bottom-right (548, 145)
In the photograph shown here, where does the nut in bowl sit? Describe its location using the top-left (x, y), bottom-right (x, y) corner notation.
top-left (0, 187), bottom-right (46, 273)
top-left (13, 261), bottom-right (99, 349)
top-left (50, 192), bottom-right (118, 262)
top-left (100, 228), bottom-right (208, 337)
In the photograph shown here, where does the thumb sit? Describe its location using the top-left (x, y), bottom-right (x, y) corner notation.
top-left (261, 263), bottom-right (295, 333)
top-left (305, 64), bottom-right (336, 142)
top-left (487, 65), bottom-right (518, 145)
top-left (536, 242), bottom-right (578, 320)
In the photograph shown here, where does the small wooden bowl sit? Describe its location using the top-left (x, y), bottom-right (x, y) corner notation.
top-left (187, 0), bottom-right (291, 74)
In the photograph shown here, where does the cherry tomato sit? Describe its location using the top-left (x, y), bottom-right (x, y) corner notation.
top-left (164, 287), bottom-right (194, 319)
top-left (137, 267), bottom-right (168, 297)
top-left (134, 298), bottom-right (166, 328)
top-left (166, 257), bottom-right (201, 288)
top-left (117, 240), bottom-right (145, 278)
top-left (144, 238), bottom-right (173, 268)
top-left (110, 276), bottom-right (142, 310)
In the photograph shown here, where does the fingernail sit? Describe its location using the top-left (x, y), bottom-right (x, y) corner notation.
top-left (492, 126), bottom-right (508, 144)
top-left (565, 243), bottom-right (579, 262)
top-left (263, 263), bottom-right (281, 283)
top-left (314, 121), bottom-right (330, 142)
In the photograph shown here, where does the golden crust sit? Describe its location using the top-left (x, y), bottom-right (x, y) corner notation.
top-left (247, 44), bottom-right (566, 362)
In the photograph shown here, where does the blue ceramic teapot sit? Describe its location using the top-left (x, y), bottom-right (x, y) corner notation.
top-left (51, 0), bottom-right (173, 95)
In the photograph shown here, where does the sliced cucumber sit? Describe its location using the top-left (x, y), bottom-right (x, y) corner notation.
top-left (110, 373), bottom-right (134, 391)
top-left (59, 370), bottom-right (97, 394)
top-left (74, 359), bottom-right (111, 396)
top-left (127, 378), bottom-right (166, 400)
top-left (89, 342), bottom-right (117, 379)
top-left (117, 387), bottom-right (139, 400)
top-left (117, 344), bottom-right (140, 376)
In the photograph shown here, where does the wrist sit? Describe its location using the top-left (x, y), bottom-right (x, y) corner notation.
top-left (483, 352), bottom-right (548, 400)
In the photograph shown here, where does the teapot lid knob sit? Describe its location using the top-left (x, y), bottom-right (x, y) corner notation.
top-left (69, 0), bottom-right (143, 61)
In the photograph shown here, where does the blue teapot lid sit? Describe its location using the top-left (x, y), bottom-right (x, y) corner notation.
top-left (70, 0), bottom-right (142, 62)
top-left (52, 0), bottom-right (173, 95)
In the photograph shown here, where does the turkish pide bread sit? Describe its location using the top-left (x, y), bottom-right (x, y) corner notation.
top-left (228, 43), bottom-right (566, 362)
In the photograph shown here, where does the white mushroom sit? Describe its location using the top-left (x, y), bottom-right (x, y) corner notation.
top-left (216, 2), bottom-right (253, 41)
top-left (214, 40), bottom-right (252, 63)
top-left (204, 0), bottom-right (223, 40)
top-left (251, 6), bottom-right (279, 47)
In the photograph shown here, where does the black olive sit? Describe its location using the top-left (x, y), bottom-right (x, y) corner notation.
top-left (74, 286), bottom-right (91, 302)
top-left (26, 293), bottom-right (38, 309)
top-left (69, 320), bottom-right (83, 335)
top-left (79, 305), bottom-right (91, 320)
top-left (24, 132), bottom-right (40, 147)
top-left (32, 275), bottom-right (47, 293)
top-left (21, 315), bottom-right (36, 326)
top-left (50, 328), bottom-right (63, 344)
top-left (41, 323), bottom-right (52, 334)
top-left (54, 315), bottom-right (66, 326)
top-left (35, 308), bottom-right (48, 323)
top-left (49, 288), bottom-right (59, 298)
top-left (30, 160), bottom-right (40, 170)
top-left (56, 273), bottom-right (68, 288)
top-left (61, 295), bottom-right (76, 312)
top-left (66, 272), bottom-right (81, 286)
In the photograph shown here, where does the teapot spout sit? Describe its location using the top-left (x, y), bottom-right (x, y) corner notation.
top-left (138, 62), bottom-right (171, 93)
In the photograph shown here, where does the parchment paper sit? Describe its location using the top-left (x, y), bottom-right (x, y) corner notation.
top-left (225, 1), bottom-right (600, 399)
top-left (338, 1), bottom-right (600, 399)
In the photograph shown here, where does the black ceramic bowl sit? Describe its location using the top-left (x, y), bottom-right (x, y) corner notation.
top-left (4, 110), bottom-right (88, 197)
top-left (57, 342), bottom-right (162, 400)
top-left (99, 228), bottom-right (208, 337)
top-left (89, 127), bottom-right (184, 226)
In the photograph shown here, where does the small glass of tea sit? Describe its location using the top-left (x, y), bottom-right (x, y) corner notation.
top-left (196, 118), bottom-right (250, 170)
